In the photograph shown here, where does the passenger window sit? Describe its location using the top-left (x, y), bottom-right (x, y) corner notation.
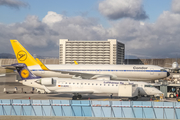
top-left (92, 83), bottom-right (94, 85)
top-left (73, 83), bottom-right (75, 84)
top-left (81, 83), bottom-right (83, 85)
top-left (100, 84), bottom-right (101, 86)
top-left (116, 84), bottom-right (118, 86)
top-left (69, 83), bottom-right (71, 84)
top-left (65, 82), bottom-right (67, 84)
top-left (108, 84), bottom-right (110, 86)
top-left (85, 83), bottom-right (86, 85)
top-left (77, 83), bottom-right (79, 85)
top-left (112, 84), bottom-right (114, 86)
top-left (104, 84), bottom-right (106, 86)
top-left (96, 84), bottom-right (98, 85)
top-left (88, 83), bottom-right (90, 85)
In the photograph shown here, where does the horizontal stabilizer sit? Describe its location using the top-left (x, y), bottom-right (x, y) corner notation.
top-left (2, 63), bottom-right (24, 70)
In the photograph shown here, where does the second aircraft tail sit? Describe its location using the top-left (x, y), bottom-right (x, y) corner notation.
top-left (11, 63), bottom-right (41, 80)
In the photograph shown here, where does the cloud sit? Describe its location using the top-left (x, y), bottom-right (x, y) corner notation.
top-left (172, 0), bottom-right (180, 13)
top-left (1, 9), bottom-right (180, 58)
top-left (0, 0), bottom-right (28, 9)
top-left (0, 12), bottom-right (108, 57)
top-left (42, 11), bottom-right (64, 26)
top-left (108, 11), bottom-right (180, 58)
top-left (98, 0), bottom-right (148, 20)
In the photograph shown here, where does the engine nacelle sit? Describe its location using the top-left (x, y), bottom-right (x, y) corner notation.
top-left (40, 78), bottom-right (54, 85)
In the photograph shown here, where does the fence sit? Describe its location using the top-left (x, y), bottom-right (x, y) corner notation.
top-left (0, 99), bottom-right (179, 119)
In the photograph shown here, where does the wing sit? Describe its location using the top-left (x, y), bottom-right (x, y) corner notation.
top-left (43, 86), bottom-right (94, 94)
top-left (2, 65), bottom-right (17, 70)
top-left (35, 58), bottom-right (112, 80)
top-left (57, 91), bottom-right (94, 94)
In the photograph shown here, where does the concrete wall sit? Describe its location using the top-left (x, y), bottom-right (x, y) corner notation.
top-left (140, 58), bottom-right (179, 67)
top-left (0, 59), bottom-right (59, 65)
top-left (125, 58), bottom-right (180, 67)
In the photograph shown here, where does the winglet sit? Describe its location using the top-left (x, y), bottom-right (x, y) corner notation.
top-left (36, 58), bottom-right (49, 70)
top-left (74, 61), bottom-right (78, 65)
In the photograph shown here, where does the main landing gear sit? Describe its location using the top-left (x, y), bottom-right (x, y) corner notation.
top-left (72, 94), bottom-right (82, 100)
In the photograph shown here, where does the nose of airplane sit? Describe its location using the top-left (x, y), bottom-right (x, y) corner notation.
top-left (167, 72), bottom-right (170, 77)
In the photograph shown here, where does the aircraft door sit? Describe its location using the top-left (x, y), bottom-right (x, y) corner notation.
top-left (150, 68), bottom-right (154, 75)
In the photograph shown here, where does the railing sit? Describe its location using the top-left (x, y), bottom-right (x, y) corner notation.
top-left (0, 99), bottom-right (179, 119)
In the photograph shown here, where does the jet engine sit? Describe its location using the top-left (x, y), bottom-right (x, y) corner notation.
top-left (36, 78), bottom-right (54, 85)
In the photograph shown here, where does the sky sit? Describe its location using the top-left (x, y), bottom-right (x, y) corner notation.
top-left (0, 0), bottom-right (180, 58)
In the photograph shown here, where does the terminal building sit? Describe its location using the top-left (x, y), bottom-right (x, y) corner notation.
top-left (59, 39), bottom-right (125, 64)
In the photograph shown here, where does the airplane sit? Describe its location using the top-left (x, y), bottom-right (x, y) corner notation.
top-left (11, 63), bottom-right (163, 100)
top-left (9, 40), bottom-right (170, 81)
top-left (165, 61), bottom-right (180, 73)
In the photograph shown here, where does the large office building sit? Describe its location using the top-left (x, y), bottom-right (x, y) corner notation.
top-left (59, 39), bottom-right (125, 64)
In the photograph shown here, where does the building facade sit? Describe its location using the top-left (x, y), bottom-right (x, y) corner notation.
top-left (59, 39), bottom-right (125, 64)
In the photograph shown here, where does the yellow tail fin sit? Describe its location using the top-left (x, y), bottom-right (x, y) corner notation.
top-left (74, 61), bottom-right (78, 65)
top-left (10, 40), bottom-right (38, 66)
top-left (36, 58), bottom-right (49, 70)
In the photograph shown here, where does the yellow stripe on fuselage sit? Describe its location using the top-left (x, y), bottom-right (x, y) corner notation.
top-left (10, 40), bottom-right (38, 66)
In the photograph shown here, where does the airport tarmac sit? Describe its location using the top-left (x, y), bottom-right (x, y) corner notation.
top-left (0, 73), bottom-right (178, 102)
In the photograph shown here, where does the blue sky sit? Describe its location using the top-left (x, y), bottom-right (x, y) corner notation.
top-left (1, 0), bottom-right (180, 59)
top-left (0, 0), bottom-right (172, 24)
top-left (143, 0), bottom-right (171, 22)
top-left (0, 0), bottom-right (100, 23)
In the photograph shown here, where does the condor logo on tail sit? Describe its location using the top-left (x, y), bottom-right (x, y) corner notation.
top-left (10, 40), bottom-right (38, 66)
top-left (17, 51), bottom-right (27, 61)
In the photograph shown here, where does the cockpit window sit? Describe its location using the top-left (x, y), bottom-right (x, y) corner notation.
top-left (160, 69), bottom-right (167, 72)
top-left (145, 85), bottom-right (153, 87)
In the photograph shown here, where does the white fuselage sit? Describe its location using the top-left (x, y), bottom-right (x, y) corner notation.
top-left (28, 64), bottom-right (168, 81)
top-left (172, 62), bottom-right (179, 70)
top-left (22, 78), bottom-right (162, 96)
